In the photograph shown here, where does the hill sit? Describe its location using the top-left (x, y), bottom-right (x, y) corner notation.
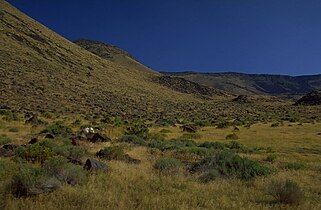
top-left (0, 0), bottom-right (223, 118)
top-left (162, 71), bottom-right (321, 97)
top-left (295, 91), bottom-right (321, 105)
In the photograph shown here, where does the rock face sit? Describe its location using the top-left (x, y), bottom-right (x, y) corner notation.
top-left (295, 91), bottom-right (321, 106)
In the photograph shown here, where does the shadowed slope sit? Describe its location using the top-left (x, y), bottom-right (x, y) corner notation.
top-left (163, 72), bottom-right (321, 97)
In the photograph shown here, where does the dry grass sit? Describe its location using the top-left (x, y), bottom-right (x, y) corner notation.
top-left (1, 118), bottom-right (321, 209)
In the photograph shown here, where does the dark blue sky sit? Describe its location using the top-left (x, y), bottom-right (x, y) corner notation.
top-left (7, 0), bottom-right (321, 75)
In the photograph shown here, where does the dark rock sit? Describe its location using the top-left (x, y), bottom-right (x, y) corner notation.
top-left (181, 124), bottom-right (198, 133)
top-left (3, 144), bottom-right (18, 150)
top-left (0, 147), bottom-right (15, 157)
top-left (84, 158), bottom-right (108, 172)
top-left (44, 133), bottom-right (55, 139)
top-left (86, 133), bottom-right (111, 143)
top-left (0, 104), bottom-right (10, 109)
top-left (232, 95), bottom-right (252, 103)
top-left (28, 137), bottom-right (38, 144)
top-left (67, 157), bottom-right (83, 165)
top-left (25, 115), bottom-right (39, 125)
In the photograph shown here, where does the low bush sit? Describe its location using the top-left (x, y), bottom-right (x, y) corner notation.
top-left (154, 158), bottom-right (183, 174)
top-left (9, 163), bottom-right (61, 197)
top-left (96, 146), bottom-right (125, 160)
top-left (0, 135), bottom-right (11, 145)
top-left (15, 144), bottom-right (54, 163)
top-left (198, 141), bottom-right (225, 150)
top-left (191, 150), bottom-right (271, 180)
top-left (199, 169), bottom-right (220, 183)
top-left (43, 156), bottom-right (87, 185)
top-left (268, 179), bottom-right (303, 205)
top-left (124, 123), bottom-right (149, 138)
top-left (121, 135), bottom-right (145, 145)
top-left (40, 122), bottom-right (72, 137)
top-left (216, 120), bottom-right (231, 129)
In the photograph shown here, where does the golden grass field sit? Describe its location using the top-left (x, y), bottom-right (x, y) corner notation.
top-left (1, 117), bottom-right (320, 210)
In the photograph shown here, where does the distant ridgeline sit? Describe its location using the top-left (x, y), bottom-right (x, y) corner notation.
top-left (162, 71), bottom-right (321, 97)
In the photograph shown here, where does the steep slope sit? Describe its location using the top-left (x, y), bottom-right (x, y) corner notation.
top-left (0, 0), bottom-right (211, 116)
top-left (74, 39), bottom-right (226, 98)
top-left (163, 72), bottom-right (321, 97)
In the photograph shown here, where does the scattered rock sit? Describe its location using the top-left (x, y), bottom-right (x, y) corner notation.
top-left (44, 133), bottom-right (55, 139)
top-left (232, 95), bottom-right (252, 103)
top-left (0, 104), bottom-right (10, 109)
top-left (67, 157), bottom-right (83, 165)
top-left (25, 115), bottom-right (39, 125)
top-left (0, 144), bottom-right (18, 157)
top-left (181, 124), bottom-right (198, 133)
top-left (28, 137), bottom-right (38, 144)
top-left (84, 159), bottom-right (108, 172)
top-left (86, 133), bottom-right (110, 143)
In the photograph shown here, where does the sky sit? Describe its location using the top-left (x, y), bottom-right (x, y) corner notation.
top-left (6, 0), bottom-right (321, 75)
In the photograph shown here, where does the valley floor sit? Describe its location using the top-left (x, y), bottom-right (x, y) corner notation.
top-left (1, 118), bottom-right (321, 209)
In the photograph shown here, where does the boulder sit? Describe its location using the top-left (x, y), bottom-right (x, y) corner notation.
top-left (44, 133), bottom-right (55, 139)
top-left (28, 137), bottom-right (38, 144)
top-left (87, 133), bottom-right (111, 143)
top-left (84, 159), bottom-right (108, 172)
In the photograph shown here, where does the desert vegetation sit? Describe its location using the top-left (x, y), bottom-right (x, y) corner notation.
top-left (0, 109), bottom-right (320, 209)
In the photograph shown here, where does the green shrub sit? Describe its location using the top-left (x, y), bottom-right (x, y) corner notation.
top-left (281, 162), bottom-right (305, 170)
top-left (154, 158), bottom-right (183, 173)
top-left (9, 163), bottom-right (61, 197)
top-left (226, 141), bottom-right (245, 151)
top-left (265, 154), bottom-right (277, 163)
top-left (0, 135), bottom-right (11, 145)
top-left (8, 127), bottom-right (19, 132)
top-left (44, 156), bottom-right (87, 185)
top-left (198, 141), bottom-right (226, 150)
top-left (216, 121), bottom-right (231, 129)
top-left (225, 133), bottom-right (239, 140)
top-left (96, 146), bottom-right (125, 160)
top-left (125, 123), bottom-right (149, 138)
top-left (268, 179), bottom-right (303, 205)
top-left (15, 144), bottom-right (54, 163)
top-left (121, 135), bottom-right (145, 145)
top-left (148, 139), bottom-right (167, 150)
top-left (194, 119), bottom-right (211, 127)
top-left (199, 169), bottom-right (220, 183)
top-left (176, 146), bottom-right (212, 157)
top-left (40, 122), bottom-right (72, 137)
top-left (191, 150), bottom-right (271, 180)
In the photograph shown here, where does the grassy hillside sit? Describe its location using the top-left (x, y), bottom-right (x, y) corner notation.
top-left (163, 71), bottom-right (321, 97)
top-left (0, 0), bottom-right (214, 116)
